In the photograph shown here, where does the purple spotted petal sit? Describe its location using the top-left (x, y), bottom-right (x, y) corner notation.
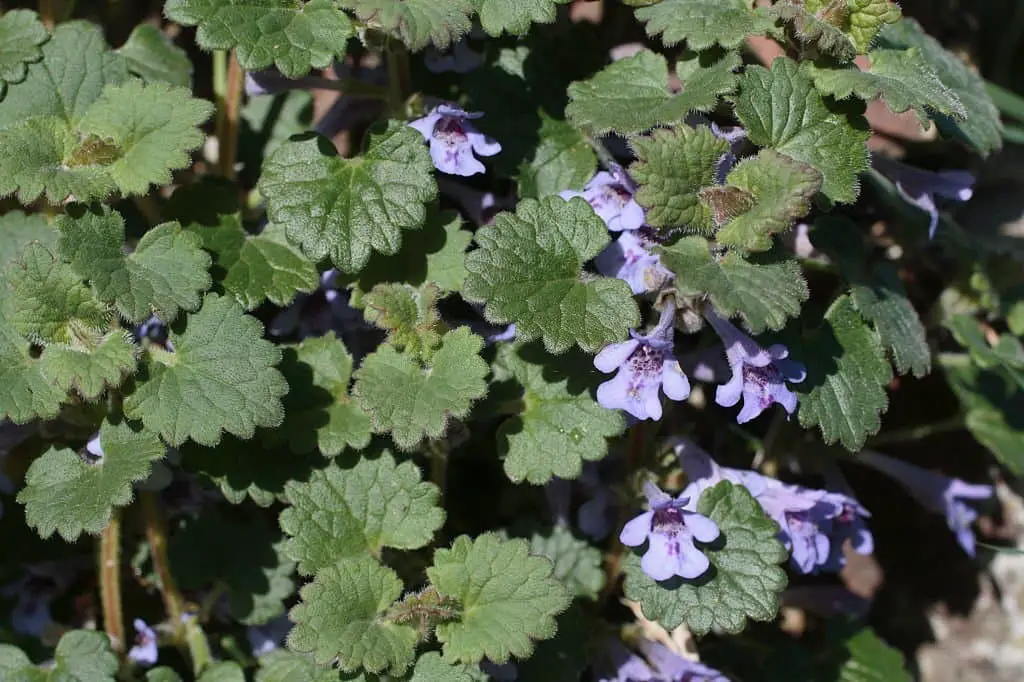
top-left (409, 105), bottom-right (500, 176)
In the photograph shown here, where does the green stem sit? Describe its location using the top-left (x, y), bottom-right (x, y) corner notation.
top-left (600, 422), bottom-right (647, 604)
top-left (428, 440), bottom-right (448, 504)
top-left (99, 509), bottom-right (125, 656)
top-left (385, 40), bottom-right (411, 118)
top-left (866, 415), bottom-right (966, 447)
top-left (140, 492), bottom-right (185, 628)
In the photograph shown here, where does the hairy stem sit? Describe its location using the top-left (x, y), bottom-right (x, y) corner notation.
top-left (215, 52), bottom-right (244, 179)
top-left (140, 492), bottom-right (185, 629)
top-left (99, 509), bottom-right (125, 655)
top-left (866, 415), bottom-right (966, 447)
top-left (601, 422), bottom-right (647, 603)
top-left (428, 439), bottom-right (448, 503)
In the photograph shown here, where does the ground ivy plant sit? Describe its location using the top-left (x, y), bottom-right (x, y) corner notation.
top-left (0, 1), bottom-right (1016, 681)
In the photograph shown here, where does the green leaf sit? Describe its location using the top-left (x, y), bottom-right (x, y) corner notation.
top-left (181, 434), bottom-right (326, 507)
top-left (409, 652), bottom-right (480, 682)
top-left (0, 296), bottom-right (64, 424)
top-left (630, 124), bottom-right (727, 232)
top-left (805, 47), bottom-right (965, 124)
top-left (123, 293), bottom-right (288, 446)
top-left (256, 651), bottom-right (340, 682)
top-left (281, 452), bottom-right (443, 575)
top-left (794, 295), bottom-right (893, 450)
top-left (942, 353), bottom-right (1024, 474)
top-left (0, 211), bottom-right (58, 274)
top-left (147, 667), bottom-right (184, 682)
top-left (657, 236), bottom-right (808, 332)
top-left (0, 21), bottom-right (127, 130)
top-left (259, 123), bottom-right (437, 274)
top-left (635, 0), bottom-right (774, 50)
top-left (518, 113), bottom-right (596, 199)
top-left (947, 314), bottom-right (1024, 389)
top-left (566, 49), bottom-right (740, 135)
top-left (76, 79), bottom-right (213, 196)
top-left (116, 24), bottom-right (192, 86)
top-left (170, 512), bottom-right (295, 626)
top-left (0, 644), bottom-right (32, 674)
top-left (0, 79), bottom-right (212, 204)
top-left (288, 555), bottom-right (419, 674)
top-left (198, 662), bottom-right (246, 682)
top-left (528, 525), bottom-right (605, 600)
top-left (7, 242), bottom-right (110, 345)
top-left (0, 9), bottom-right (47, 95)
top-left (352, 327), bottom-right (488, 449)
top-left (223, 223), bottom-right (320, 311)
top-left (623, 481), bottom-right (788, 635)
top-left (50, 630), bottom-right (119, 681)
top-left (38, 330), bottom-right (138, 399)
top-left (0, 117), bottom-right (117, 205)
top-left (362, 283), bottom-right (443, 359)
top-left (57, 205), bottom-right (211, 324)
top-left (850, 264), bottom-right (930, 378)
top-left (351, 209), bottom-right (471, 294)
top-left (826, 622), bottom-right (912, 682)
top-left (878, 18), bottom-right (1001, 155)
top-left (463, 196), bottom-right (639, 354)
top-left (339, 0), bottom-right (474, 50)
top-left (428, 533), bottom-right (571, 664)
top-left (277, 333), bottom-right (372, 456)
top-left (732, 57), bottom-right (870, 204)
top-left (18, 419), bottom-right (163, 542)
top-left (165, 0), bottom-right (353, 78)
top-left (770, 3), bottom-right (857, 62)
top-left (844, 0), bottom-right (902, 53)
top-left (711, 150), bottom-right (822, 251)
top-left (473, 0), bottom-right (571, 36)
top-left (495, 342), bottom-right (625, 484)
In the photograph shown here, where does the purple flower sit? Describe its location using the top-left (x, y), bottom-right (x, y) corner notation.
top-left (128, 618), bottom-right (158, 666)
top-left (677, 441), bottom-right (872, 574)
top-left (704, 308), bottom-right (806, 424)
top-left (639, 640), bottom-right (729, 682)
top-left (595, 638), bottom-right (656, 682)
top-left (872, 154), bottom-right (975, 238)
top-left (595, 306), bottom-right (690, 421)
top-left (247, 615), bottom-right (291, 656)
top-left (595, 230), bottom-right (673, 295)
top-left (409, 104), bottom-right (501, 176)
top-left (710, 122), bottom-right (747, 183)
top-left (857, 450), bottom-right (992, 556)
top-left (424, 41), bottom-right (484, 74)
top-left (620, 481), bottom-right (720, 582)
top-left (559, 167), bottom-right (645, 232)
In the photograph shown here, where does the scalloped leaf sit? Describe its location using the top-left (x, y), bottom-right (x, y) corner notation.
top-left (0, 295), bottom-right (64, 423)
top-left (281, 452), bottom-right (444, 575)
top-left (0, 9), bottom-right (47, 96)
top-left (123, 293), bottom-right (288, 446)
top-left (276, 333), bottom-right (372, 457)
top-left (732, 57), bottom-right (870, 204)
top-left (623, 481), bottom-right (788, 635)
top-left (630, 124), bottom-right (727, 232)
top-left (519, 113), bottom-right (597, 200)
top-left (462, 196), bottom-right (639, 354)
top-left (794, 295), bottom-right (893, 450)
top-left (528, 525), bottom-right (605, 600)
top-left (496, 342), bottom-right (625, 484)
top-left (0, 211), bottom-right (58, 274)
top-left (340, 0), bottom-right (474, 50)
top-left (352, 327), bottom-right (488, 449)
top-left (566, 49), bottom-right (740, 135)
top-left (57, 204), bottom-right (211, 324)
top-left (879, 18), bottom-right (1001, 155)
top-left (658, 236), bottom-right (808, 332)
top-left (165, 0), bottom-right (353, 78)
top-left (259, 123), bottom-right (437, 274)
top-left (116, 23), bottom-right (192, 87)
top-left (18, 419), bottom-right (164, 541)
top-left (805, 47), bottom-right (965, 124)
top-left (635, 0), bottom-right (774, 50)
top-left (288, 556), bottom-right (419, 674)
top-left (472, 0), bottom-right (572, 36)
top-left (428, 533), bottom-right (572, 664)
